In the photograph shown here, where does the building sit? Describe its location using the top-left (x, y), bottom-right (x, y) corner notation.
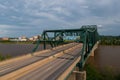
top-left (33, 35), bottom-right (40, 41)
top-left (0, 37), bottom-right (9, 41)
top-left (29, 37), bottom-right (34, 41)
top-left (9, 38), bottom-right (19, 41)
top-left (19, 36), bottom-right (27, 41)
top-left (29, 35), bottom-right (40, 41)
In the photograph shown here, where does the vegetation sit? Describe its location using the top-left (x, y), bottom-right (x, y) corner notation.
top-left (85, 63), bottom-right (120, 80)
top-left (0, 40), bottom-right (34, 44)
top-left (0, 54), bottom-right (11, 61)
top-left (85, 64), bottom-right (103, 80)
top-left (100, 35), bottom-right (120, 45)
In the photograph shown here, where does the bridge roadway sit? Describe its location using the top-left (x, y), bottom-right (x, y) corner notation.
top-left (0, 43), bottom-right (82, 80)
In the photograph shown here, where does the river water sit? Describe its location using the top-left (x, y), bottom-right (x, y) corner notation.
top-left (91, 45), bottom-right (120, 74)
top-left (0, 43), bottom-right (51, 57)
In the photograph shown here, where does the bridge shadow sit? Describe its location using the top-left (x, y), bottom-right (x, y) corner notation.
top-left (32, 54), bottom-right (75, 60)
top-left (55, 52), bottom-right (77, 60)
top-left (32, 55), bottom-right (50, 58)
top-left (56, 57), bottom-right (74, 60)
top-left (63, 52), bottom-right (75, 57)
top-left (31, 51), bottom-right (78, 60)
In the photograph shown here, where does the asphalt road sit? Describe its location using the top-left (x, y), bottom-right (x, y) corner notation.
top-left (17, 44), bottom-right (82, 80)
top-left (0, 43), bottom-right (79, 76)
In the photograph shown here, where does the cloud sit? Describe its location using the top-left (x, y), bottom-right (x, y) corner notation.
top-left (0, 3), bottom-right (7, 9)
top-left (97, 25), bottom-right (102, 28)
top-left (0, 0), bottom-right (120, 37)
top-left (0, 24), bottom-right (43, 37)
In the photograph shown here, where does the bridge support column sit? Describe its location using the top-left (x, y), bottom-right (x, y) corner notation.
top-left (90, 50), bottom-right (95, 57)
top-left (90, 41), bottom-right (99, 57)
top-left (74, 71), bottom-right (86, 80)
top-left (67, 71), bottom-right (86, 80)
top-left (67, 68), bottom-right (86, 80)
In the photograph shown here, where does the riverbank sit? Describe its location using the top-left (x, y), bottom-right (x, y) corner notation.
top-left (84, 45), bottom-right (120, 80)
top-left (84, 63), bottom-right (120, 80)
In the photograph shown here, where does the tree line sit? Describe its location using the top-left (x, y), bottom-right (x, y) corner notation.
top-left (100, 35), bottom-right (120, 45)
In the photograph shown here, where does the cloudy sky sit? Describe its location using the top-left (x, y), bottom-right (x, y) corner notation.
top-left (0, 0), bottom-right (120, 37)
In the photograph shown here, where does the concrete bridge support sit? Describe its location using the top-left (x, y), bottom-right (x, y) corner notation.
top-left (90, 41), bottom-right (99, 57)
top-left (67, 67), bottom-right (86, 80)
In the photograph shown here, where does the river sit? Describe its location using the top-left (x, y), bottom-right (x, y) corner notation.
top-left (91, 45), bottom-right (120, 74)
top-left (0, 43), bottom-right (51, 57)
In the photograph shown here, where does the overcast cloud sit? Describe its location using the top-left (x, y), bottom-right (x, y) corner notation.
top-left (0, 0), bottom-right (120, 37)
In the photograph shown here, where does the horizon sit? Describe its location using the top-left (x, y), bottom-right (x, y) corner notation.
top-left (0, 26), bottom-right (120, 38)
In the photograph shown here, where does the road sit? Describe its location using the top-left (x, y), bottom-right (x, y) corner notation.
top-left (0, 43), bottom-right (82, 80)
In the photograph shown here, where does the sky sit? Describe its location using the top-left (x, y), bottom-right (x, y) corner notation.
top-left (0, 0), bottom-right (120, 37)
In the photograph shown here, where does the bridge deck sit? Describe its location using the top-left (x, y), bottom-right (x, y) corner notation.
top-left (0, 43), bottom-right (82, 80)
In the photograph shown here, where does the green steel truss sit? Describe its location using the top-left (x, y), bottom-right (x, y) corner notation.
top-left (32, 25), bottom-right (99, 69)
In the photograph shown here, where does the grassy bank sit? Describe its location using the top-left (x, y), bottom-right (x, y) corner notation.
top-left (0, 41), bottom-right (34, 44)
top-left (84, 63), bottom-right (120, 80)
top-left (0, 54), bottom-right (11, 61)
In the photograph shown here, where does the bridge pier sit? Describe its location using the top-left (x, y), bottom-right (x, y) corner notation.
top-left (90, 41), bottom-right (99, 57)
top-left (67, 67), bottom-right (86, 80)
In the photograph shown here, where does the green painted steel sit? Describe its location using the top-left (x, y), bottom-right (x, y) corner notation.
top-left (78, 25), bottom-right (99, 69)
top-left (32, 25), bottom-right (99, 69)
